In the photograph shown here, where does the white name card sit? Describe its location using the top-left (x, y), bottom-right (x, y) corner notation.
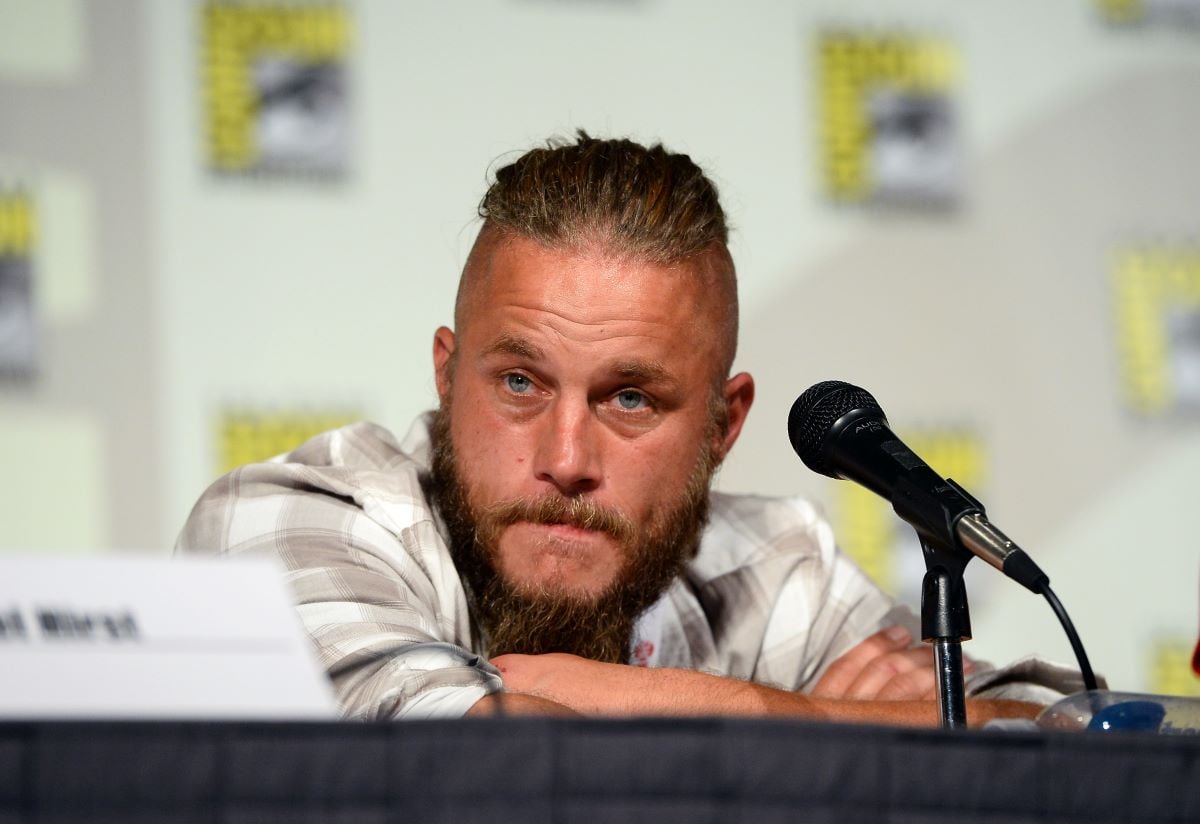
top-left (0, 556), bottom-right (337, 719)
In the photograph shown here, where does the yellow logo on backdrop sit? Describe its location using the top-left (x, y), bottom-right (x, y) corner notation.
top-left (202, 2), bottom-right (351, 172)
top-left (0, 191), bottom-right (35, 257)
top-left (818, 31), bottom-right (958, 203)
top-left (1148, 637), bottom-right (1200, 697)
top-left (833, 428), bottom-right (983, 595)
top-left (1113, 246), bottom-right (1200, 415)
top-left (1096, 0), bottom-right (1146, 22)
top-left (217, 408), bottom-right (361, 473)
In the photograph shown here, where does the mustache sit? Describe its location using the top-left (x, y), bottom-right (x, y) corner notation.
top-left (481, 495), bottom-right (636, 544)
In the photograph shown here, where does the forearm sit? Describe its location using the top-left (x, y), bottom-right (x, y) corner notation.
top-left (622, 668), bottom-right (1037, 728)
top-left (495, 655), bottom-right (1039, 728)
top-left (466, 691), bottom-right (580, 717)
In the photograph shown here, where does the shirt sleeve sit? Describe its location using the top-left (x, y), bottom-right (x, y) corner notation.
top-left (175, 459), bottom-right (503, 720)
top-left (745, 495), bottom-right (1090, 702)
top-left (677, 492), bottom-right (914, 690)
top-left (753, 496), bottom-right (917, 691)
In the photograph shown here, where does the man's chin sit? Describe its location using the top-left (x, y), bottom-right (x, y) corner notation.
top-left (497, 558), bottom-right (620, 604)
top-left (501, 576), bottom-right (614, 606)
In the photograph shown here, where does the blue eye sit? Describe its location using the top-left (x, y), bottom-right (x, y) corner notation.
top-left (616, 390), bottom-right (647, 410)
top-left (505, 374), bottom-right (533, 393)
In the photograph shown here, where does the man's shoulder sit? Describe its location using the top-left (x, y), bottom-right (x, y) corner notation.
top-left (692, 490), bottom-right (837, 581)
top-left (216, 418), bottom-right (429, 498)
top-left (177, 416), bottom-right (438, 554)
top-left (276, 417), bottom-right (431, 473)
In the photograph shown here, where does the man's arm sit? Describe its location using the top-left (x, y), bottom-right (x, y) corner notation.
top-left (176, 432), bottom-right (504, 720)
top-left (477, 622), bottom-right (992, 724)
top-left (466, 692), bottom-right (579, 717)
top-left (492, 652), bottom-right (1038, 728)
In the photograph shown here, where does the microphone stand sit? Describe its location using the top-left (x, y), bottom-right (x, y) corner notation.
top-left (891, 475), bottom-right (981, 731)
top-left (917, 534), bottom-right (972, 730)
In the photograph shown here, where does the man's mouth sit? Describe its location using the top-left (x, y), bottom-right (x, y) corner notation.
top-left (481, 495), bottom-right (637, 545)
top-left (518, 520), bottom-right (607, 542)
top-left (497, 521), bottom-right (620, 586)
top-left (538, 521), bottom-right (602, 538)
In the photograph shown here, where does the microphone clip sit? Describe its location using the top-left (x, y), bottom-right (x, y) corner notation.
top-left (889, 472), bottom-right (982, 556)
top-left (892, 474), bottom-right (981, 730)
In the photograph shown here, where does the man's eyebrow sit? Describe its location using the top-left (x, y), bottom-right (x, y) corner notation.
top-left (611, 359), bottom-right (675, 385)
top-left (480, 334), bottom-right (544, 360)
top-left (478, 338), bottom-right (677, 385)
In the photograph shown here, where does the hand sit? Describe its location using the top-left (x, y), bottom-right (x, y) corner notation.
top-left (810, 625), bottom-right (974, 701)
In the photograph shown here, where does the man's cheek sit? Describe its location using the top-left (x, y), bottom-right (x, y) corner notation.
top-left (623, 447), bottom-right (692, 507)
top-left (463, 419), bottom-right (534, 479)
top-left (454, 439), bottom-right (523, 506)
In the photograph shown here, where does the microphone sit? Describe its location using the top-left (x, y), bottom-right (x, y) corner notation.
top-left (787, 380), bottom-right (1049, 594)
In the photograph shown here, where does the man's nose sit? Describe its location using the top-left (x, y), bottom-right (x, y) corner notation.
top-left (533, 400), bottom-right (601, 495)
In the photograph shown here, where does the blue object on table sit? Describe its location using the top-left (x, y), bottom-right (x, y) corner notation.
top-left (1086, 700), bottom-right (1166, 732)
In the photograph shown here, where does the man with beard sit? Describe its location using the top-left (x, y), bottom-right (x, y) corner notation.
top-left (178, 133), bottom-right (1069, 723)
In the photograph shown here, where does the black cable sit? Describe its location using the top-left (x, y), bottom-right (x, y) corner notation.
top-left (1038, 580), bottom-right (1099, 692)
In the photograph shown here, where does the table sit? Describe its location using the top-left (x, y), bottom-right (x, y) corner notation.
top-left (2, 717), bottom-right (1198, 822)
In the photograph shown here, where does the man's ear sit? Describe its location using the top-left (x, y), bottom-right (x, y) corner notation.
top-left (715, 372), bottom-right (755, 461)
top-left (433, 326), bottom-right (456, 402)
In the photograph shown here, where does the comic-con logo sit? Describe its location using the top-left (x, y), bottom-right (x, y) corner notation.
top-left (0, 188), bottom-right (36, 379)
top-left (202, 2), bottom-right (352, 177)
top-left (818, 30), bottom-right (961, 206)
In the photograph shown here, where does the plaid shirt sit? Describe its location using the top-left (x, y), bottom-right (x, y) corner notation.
top-left (177, 415), bottom-right (1080, 719)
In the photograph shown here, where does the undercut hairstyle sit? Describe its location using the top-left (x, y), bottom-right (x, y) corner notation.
top-left (456, 131), bottom-right (739, 376)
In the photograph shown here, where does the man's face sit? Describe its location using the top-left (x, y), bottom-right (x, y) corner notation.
top-left (427, 234), bottom-right (753, 659)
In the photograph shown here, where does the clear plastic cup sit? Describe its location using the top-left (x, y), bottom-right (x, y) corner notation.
top-left (1036, 690), bottom-right (1200, 734)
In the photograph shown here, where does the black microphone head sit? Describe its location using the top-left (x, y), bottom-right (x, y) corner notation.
top-left (788, 380), bottom-right (886, 477)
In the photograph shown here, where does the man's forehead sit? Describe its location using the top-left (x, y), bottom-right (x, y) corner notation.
top-left (468, 237), bottom-right (691, 315)
top-left (456, 232), bottom-right (736, 378)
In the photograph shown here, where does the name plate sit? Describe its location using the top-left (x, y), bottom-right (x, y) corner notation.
top-left (0, 556), bottom-right (337, 719)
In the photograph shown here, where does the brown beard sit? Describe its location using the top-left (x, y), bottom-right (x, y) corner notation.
top-left (422, 405), bottom-right (717, 664)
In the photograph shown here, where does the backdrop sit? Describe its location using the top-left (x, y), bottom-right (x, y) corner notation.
top-left (1, 0), bottom-right (1198, 696)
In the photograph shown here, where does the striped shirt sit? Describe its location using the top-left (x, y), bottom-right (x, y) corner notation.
top-left (176, 415), bottom-right (1081, 719)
